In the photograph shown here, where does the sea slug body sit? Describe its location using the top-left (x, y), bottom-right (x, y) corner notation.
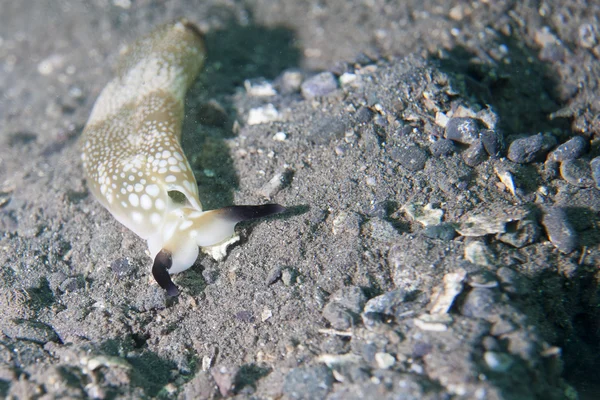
top-left (81, 20), bottom-right (285, 296)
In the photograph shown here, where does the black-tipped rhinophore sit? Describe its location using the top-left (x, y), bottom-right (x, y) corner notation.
top-left (152, 250), bottom-right (179, 297)
top-left (222, 204), bottom-right (287, 222)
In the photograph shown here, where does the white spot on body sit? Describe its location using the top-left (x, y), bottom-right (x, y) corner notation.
top-left (150, 213), bottom-right (162, 225)
top-left (128, 193), bottom-right (139, 207)
top-left (140, 194), bottom-right (153, 210)
top-left (131, 212), bottom-right (143, 223)
top-left (146, 184), bottom-right (160, 197)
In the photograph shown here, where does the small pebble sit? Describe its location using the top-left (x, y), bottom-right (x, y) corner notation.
top-left (403, 202), bottom-right (444, 226)
top-left (258, 168), bottom-right (293, 198)
top-left (283, 365), bottom-right (334, 400)
top-left (445, 117), bottom-right (480, 144)
top-left (462, 139), bottom-right (488, 167)
top-left (412, 342), bottom-right (433, 358)
top-left (211, 365), bottom-right (239, 397)
top-left (560, 159), bottom-right (594, 187)
top-left (261, 308), bottom-right (272, 322)
top-left (110, 257), bottom-right (135, 277)
top-left (354, 106), bottom-right (374, 124)
top-left (459, 288), bottom-right (497, 319)
top-left (374, 353), bottom-right (396, 370)
top-left (332, 211), bottom-right (362, 236)
top-left (541, 207), bottom-right (577, 253)
top-left (247, 104), bottom-right (280, 125)
top-left (244, 78), bottom-right (276, 97)
top-left (430, 269), bottom-right (467, 314)
top-left (507, 133), bottom-right (557, 164)
top-left (322, 286), bottom-right (366, 330)
top-left (490, 318), bottom-right (516, 336)
top-left (484, 351), bottom-right (514, 372)
top-left (591, 156), bottom-right (600, 189)
top-left (548, 136), bottom-right (588, 162)
top-left (422, 223), bottom-right (456, 241)
top-left (464, 241), bottom-right (495, 268)
top-left (277, 69), bottom-right (304, 93)
top-left (339, 72), bottom-right (360, 88)
top-left (202, 267), bottom-right (219, 284)
top-left (281, 269), bottom-right (295, 286)
top-left (301, 72), bottom-right (338, 100)
top-left (496, 220), bottom-right (540, 248)
top-left (578, 23), bottom-right (597, 48)
top-left (273, 131), bottom-right (287, 141)
top-left (235, 311), bottom-right (255, 323)
top-left (496, 267), bottom-right (528, 296)
top-left (362, 289), bottom-right (406, 327)
top-left (390, 145), bottom-right (428, 171)
top-left (482, 336), bottom-right (500, 351)
top-left (266, 266), bottom-right (283, 285)
top-left (430, 139), bottom-right (456, 157)
top-left (480, 129), bottom-right (504, 158)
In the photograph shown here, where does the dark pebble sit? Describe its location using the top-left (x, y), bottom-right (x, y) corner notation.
top-left (548, 136), bottom-right (588, 162)
top-left (283, 365), bottom-right (334, 400)
top-left (496, 219), bottom-right (540, 248)
top-left (110, 257), bottom-right (135, 277)
top-left (412, 342), bottom-right (433, 358)
top-left (560, 159), bottom-right (594, 187)
top-left (541, 207), bottom-right (577, 253)
top-left (366, 200), bottom-right (393, 218)
top-left (507, 133), bottom-right (557, 164)
top-left (430, 139), bottom-right (456, 157)
top-left (235, 311), bottom-right (255, 323)
top-left (480, 129), bottom-right (504, 158)
top-left (322, 286), bottom-right (366, 330)
top-left (362, 289), bottom-right (408, 328)
top-left (463, 139), bottom-right (488, 167)
top-left (459, 288), bottom-right (497, 319)
top-left (422, 223), bottom-right (457, 241)
top-left (354, 106), bottom-right (374, 124)
top-left (301, 72), bottom-right (337, 100)
top-left (323, 302), bottom-right (356, 330)
top-left (445, 117), bottom-right (480, 144)
top-left (591, 157), bottom-right (600, 189)
top-left (390, 145), bottom-right (428, 171)
top-left (266, 266), bottom-right (283, 285)
top-left (202, 267), bottom-right (219, 284)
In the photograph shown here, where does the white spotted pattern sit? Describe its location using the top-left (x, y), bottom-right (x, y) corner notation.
top-left (81, 20), bottom-right (274, 279)
top-left (81, 20), bottom-right (206, 243)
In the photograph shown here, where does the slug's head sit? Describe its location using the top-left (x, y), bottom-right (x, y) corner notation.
top-left (149, 204), bottom-right (286, 295)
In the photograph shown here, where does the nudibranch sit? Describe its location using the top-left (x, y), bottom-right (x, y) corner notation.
top-left (81, 20), bottom-right (285, 296)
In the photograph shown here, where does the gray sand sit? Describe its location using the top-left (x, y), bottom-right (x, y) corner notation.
top-left (1, 1), bottom-right (599, 399)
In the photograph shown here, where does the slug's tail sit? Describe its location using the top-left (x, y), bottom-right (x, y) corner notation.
top-left (151, 204), bottom-right (286, 296)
